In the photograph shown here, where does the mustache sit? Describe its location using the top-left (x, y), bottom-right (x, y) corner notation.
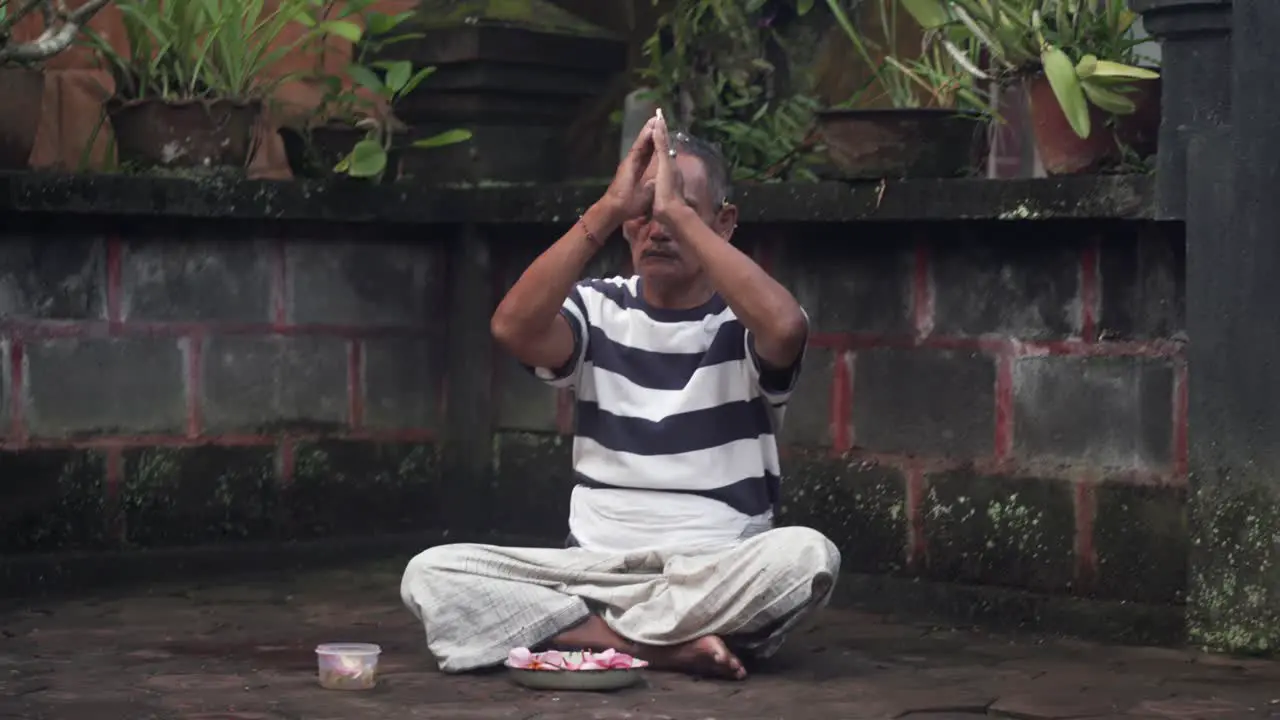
top-left (642, 246), bottom-right (678, 258)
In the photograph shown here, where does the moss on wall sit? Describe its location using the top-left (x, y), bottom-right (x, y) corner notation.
top-left (1188, 478), bottom-right (1280, 654)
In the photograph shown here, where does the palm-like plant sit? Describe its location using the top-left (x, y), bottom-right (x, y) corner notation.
top-left (900, 0), bottom-right (1158, 138)
top-left (85, 0), bottom-right (314, 102)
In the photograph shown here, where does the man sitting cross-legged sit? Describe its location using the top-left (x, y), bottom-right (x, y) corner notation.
top-left (400, 112), bottom-right (841, 680)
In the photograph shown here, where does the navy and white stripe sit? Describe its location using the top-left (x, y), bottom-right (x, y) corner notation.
top-left (529, 276), bottom-right (805, 553)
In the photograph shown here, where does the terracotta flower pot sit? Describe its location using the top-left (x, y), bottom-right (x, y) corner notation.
top-left (107, 98), bottom-right (262, 171)
top-left (1026, 74), bottom-right (1162, 175)
top-left (0, 67), bottom-right (46, 170)
top-left (815, 108), bottom-right (987, 180)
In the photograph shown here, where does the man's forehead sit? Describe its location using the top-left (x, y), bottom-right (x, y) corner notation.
top-left (642, 153), bottom-right (710, 202)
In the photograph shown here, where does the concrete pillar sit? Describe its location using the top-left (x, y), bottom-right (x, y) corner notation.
top-left (1179, 0), bottom-right (1280, 653)
top-left (1131, 0), bottom-right (1232, 220)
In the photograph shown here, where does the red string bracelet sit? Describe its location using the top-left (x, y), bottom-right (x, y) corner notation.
top-left (578, 215), bottom-right (603, 247)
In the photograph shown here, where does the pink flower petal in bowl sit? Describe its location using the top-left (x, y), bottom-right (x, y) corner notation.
top-left (507, 647), bottom-right (533, 669)
top-left (539, 650), bottom-right (566, 669)
top-left (606, 653), bottom-right (638, 669)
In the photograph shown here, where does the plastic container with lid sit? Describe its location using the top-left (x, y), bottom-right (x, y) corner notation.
top-left (315, 643), bottom-right (381, 690)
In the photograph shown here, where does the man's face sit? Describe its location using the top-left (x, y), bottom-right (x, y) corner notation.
top-left (621, 153), bottom-right (738, 289)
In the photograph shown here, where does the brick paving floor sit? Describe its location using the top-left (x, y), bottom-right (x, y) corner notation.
top-left (2, 561), bottom-right (1278, 719)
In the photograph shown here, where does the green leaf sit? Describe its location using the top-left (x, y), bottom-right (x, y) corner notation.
top-left (366, 11), bottom-right (414, 36)
top-left (1041, 45), bottom-right (1091, 138)
top-left (384, 60), bottom-right (412, 93)
top-left (346, 63), bottom-right (385, 94)
top-left (411, 129), bottom-right (473, 149)
top-left (1089, 60), bottom-right (1160, 80)
top-left (1081, 78), bottom-right (1137, 115)
top-left (319, 20), bottom-right (362, 43)
top-left (364, 12), bottom-right (391, 36)
top-left (1075, 54), bottom-right (1098, 79)
top-left (333, 0), bottom-right (378, 18)
top-left (400, 66), bottom-right (437, 97)
top-left (344, 139), bottom-right (387, 177)
top-left (900, 0), bottom-right (951, 28)
top-left (369, 32), bottom-right (426, 47)
top-left (745, 0), bottom-right (767, 11)
top-left (796, 0), bottom-right (814, 15)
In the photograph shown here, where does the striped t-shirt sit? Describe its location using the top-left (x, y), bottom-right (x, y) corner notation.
top-left (529, 275), bottom-right (806, 554)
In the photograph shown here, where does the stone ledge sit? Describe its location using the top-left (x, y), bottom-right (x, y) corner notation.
top-left (0, 170), bottom-right (1159, 225)
top-left (834, 571), bottom-right (1186, 647)
top-left (0, 530), bottom-right (1183, 648)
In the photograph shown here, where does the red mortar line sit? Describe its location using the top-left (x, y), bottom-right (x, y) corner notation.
top-left (106, 237), bottom-right (124, 327)
top-left (347, 341), bottom-right (365, 429)
top-left (1072, 477), bottom-right (1099, 590)
top-left (272, 237), bottom-right (288, 327)
top-left (829, 350), bottom-right (854, 453)
top-left (8, 339), bottom-right (25, 442)
top-left (0, 321), bottom-right (433, 340)
top-left (911, 237), bottom-right (935, 340)
top-left (1173, 358), bottom-right (1189, 479)
top-left (277, 438), bottom-right (296, 486)
top-left (184, 335), bottom-right (203, 437)
top-left (1079, 240), bottom-right (1100, 343)
top-left (993, 354), bottom-right (1015, 465)
top-left (807, 332), bottom-right (1184, 359)
top-left (815, 448), bottom-right (1188, 487)
top-left (0, 430), bottom-right (438, 451)
top-left (904, 462), bottom-right (928, 570)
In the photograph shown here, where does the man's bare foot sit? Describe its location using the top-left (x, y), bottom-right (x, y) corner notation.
top-left (547, 615), bottom-right (746, 680)
top-left (644, 635), bottom-right (746, 680)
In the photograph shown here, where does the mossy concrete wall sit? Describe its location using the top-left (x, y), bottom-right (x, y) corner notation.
top-left (0, 175), bottom-right (1197, 638)
top-left (494, 220), bottom-right (1189, 608)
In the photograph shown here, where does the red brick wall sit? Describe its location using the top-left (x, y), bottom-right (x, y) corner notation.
top-left (0, 218), bottom-right (446, 548)
top-left (0, 209), bottom-right (1186, 608)
top-left (757, 223), bottom-right (1186, 604)
top-left (491, 221), bottom-right (1188, 605)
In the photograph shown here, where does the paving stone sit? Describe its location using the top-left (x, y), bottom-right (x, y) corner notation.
top-left (181, 707), bottom-right (286, 712)
top-left (4, 561), bottom-right (1278, 720)
top-left (1130, 697), bottom-right (1258, 717)
top-left (989, 691), bottom-right (1133, 719)
top-left (880, 685), bottom-right (996, 716)
top-left (140, 674), bottom-right (253, 692)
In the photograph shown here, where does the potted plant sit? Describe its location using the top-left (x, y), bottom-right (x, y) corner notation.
top-left (900, 0), bottom-right (1160, 175)
top-left (0, 0), bottom-right (111, 169)
top-left (279, 0), bottom-right (471, 183)
top-left (815, 0), bottom-right (993, 179)
top-left (85, 0), bottom-right (315, 173)
top-left (637, 0), bottom-right (825, 183)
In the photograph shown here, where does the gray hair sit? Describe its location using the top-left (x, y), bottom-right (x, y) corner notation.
top-left (671, 130), bottom-right (732, 207)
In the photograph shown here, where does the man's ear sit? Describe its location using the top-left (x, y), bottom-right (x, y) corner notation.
top-left (716, 203), bottom-right (739, 240)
